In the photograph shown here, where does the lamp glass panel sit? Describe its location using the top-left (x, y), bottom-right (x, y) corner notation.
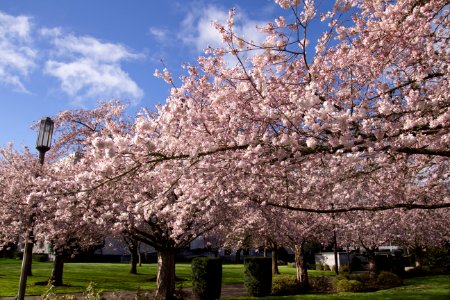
top-left (36, 118), bottom-right (54, 149)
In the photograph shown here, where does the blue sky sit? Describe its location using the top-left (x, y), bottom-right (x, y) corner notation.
top-left (0, 0), bottom-right (331, 151)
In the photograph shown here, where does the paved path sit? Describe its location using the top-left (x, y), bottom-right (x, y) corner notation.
top-left (0, 284), bottom-right (248, 299)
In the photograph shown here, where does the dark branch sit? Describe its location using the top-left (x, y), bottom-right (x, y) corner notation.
top-left (395, 147), bottom-right (450, 157)
top-left (71, 120), bottom-right (97, 132)
top-left (264, 201), bottom-right (450, 214)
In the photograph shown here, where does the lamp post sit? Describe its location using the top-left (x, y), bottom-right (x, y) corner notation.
top-left (331, 203), bottom-right (339, 275)
top-left (17, 117), bottom-right (54, 300)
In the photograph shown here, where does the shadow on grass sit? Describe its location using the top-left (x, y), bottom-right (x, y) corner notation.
top-left (147, 276), bottom-right (188, 282)
top-left (35, 281), bottom-right (75, 288)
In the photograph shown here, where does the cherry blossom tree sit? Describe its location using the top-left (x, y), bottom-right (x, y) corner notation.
top-left (33, 102), bottom-right (129, 286)
top-left (38, 156), bottom-right (108, 286)
top-left (45, 103), bottom-right (238, 299)
top-left (147, 0), bottom-right (448, 216)
top-left (0, 102), bottom-right (128, 286)
top-left (4, 1), bottom-right (446, 299)
top-left (148, 0), bottom-right (448, 291)
top-left (0, 145), bottom-right (42, 250)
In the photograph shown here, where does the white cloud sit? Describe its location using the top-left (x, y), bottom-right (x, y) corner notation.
top-left (149, 27), bottom-right (168, 41)
top-left (179, 5), bottom-right (267, 56)
top-left (44, 33), bottom-right (144, 105)
top-left (0, 11), bottom-right (36, 92)
top-left (180, 6), bottom-right (229, 51)
top-left (39, 27), bottom-right (63, 38)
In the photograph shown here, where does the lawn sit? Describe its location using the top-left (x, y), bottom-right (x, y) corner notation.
top-left (1, 258), bottom-right (160, 296)
top-left (0, 258), bottom-right (449, 299)
top-left (233, 276), bottom-right (450, 300)
top-left (0, 259), bottom-right (332, 296)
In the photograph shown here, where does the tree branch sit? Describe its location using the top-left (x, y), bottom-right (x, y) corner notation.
top-left (264, 201), bottom-right (450, 214)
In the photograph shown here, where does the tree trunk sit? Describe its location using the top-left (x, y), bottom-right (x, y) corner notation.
top-left (138, 242), bottom-right (142, 267)
top-left (271, 244), bottom-right (280, 275)
top-left (25, 241), bottom-right (33, 276)
top-left (366, 248), bottom-right (378, 277)
top-left (333, 230), bottom-right (339, 274)
top-left (413, 246), bottom-right (424, 268)
top-left (50, 253), bottom-right (64, 286)
top-left (294, 242), bottom-right (309, 291)
top-left (130, 248), bottom-right (138, 274)
top-left (155, 250), bottom-right (176, 300)
top-left (17, 234), bottom-right (33, 300)
top-left (123, 234), bottom-right (139, 274)
top-left (346, 246), bottom-right (351, 272)
top-left (235, 248), bottom-right (242, 263)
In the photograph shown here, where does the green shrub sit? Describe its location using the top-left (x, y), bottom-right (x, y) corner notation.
top-left (350, 256), bottom-right (363, 271)
top-left (315, 264), bottom-right (322, 270)
top-left (334, 279), bottom-right (363, 293)
top-left (191, 257), bottom-right (222, 300)
top-left (309, 276), bottom-right (333, 292)
top-left (335, 273), bottom-right (350, 281)
top-left (306, 262), bottom-right (315, 270)
top-left (339, 265), bottom-right (350, 273)
top-left (348, 273), bottom-right (373, 289)
top-left (244, 257), bottom-right (272, 297)
top-left (376, 271), bottom-right (402, 288)
top-left (271, 275), bottom-right (299, 296)
top-left (422, 265), bottom-right (431, 273)
top-left (348, 273), bottom-right (370, 282)
top-left (404, 267), bottom-right (427, 278)
top-left (389, 256), bottom-right (405, 277)
top-left (32, 253), bottom-right (48, 262)
top-left (423, 246), bottom-right (450, 273)
top-left (323, 264), bottom-right (331, 271)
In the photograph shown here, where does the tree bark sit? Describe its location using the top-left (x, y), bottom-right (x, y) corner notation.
top-left (366, 248), bottom-right (378, 277)
top-left (294, 242), bottom-right (309, 291)
top-left (413, 246), bottom-right (424, 268)
top-left (50, 252), bottom-right (65, 286)
top-left (123, 234), bottom-right (139, 274)
top-left (333, 230), bottom-right (339, 274)
top-left (129, 242), bottom-right (139, 274)
top-left (271, 244), bottom-right (280, 275)
top-left (155, 250), bottom-right (176, 300)
top-left (235, 248), bottom-right (242, 263)
top-left (138, 242), bottom-right (142, 267)
top-left (17, 234), bottom-right (33, 300)
top-left (25, 241), bottom-right (33, 276)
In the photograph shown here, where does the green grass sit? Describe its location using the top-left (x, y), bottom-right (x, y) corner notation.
top-left (232, 275), bottom-right (450, 300)
top-left (0, 259), bottom-right (332, 296)
top-left (0, 258), bottom-right (449, 299)
top-left (0, 258), bottom-right (159, 296)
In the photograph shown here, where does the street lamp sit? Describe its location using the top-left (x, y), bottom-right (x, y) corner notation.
top-left (17, 117), bottom-right (54, 300)
top-left (36, 117), bottom-right (54, 164)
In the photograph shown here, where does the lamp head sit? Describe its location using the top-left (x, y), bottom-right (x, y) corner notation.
top-left (36, 117), bottom-right (54, 152)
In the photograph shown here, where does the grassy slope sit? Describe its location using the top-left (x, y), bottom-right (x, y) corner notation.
top-left (231, 275), bottom-right (450, 300)
top-left (0, 258), bottom-right (449, 299)
top-left (0, 258), bottom-right (155, 296)
top-left (0, 259), bottom-right (332, 296)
